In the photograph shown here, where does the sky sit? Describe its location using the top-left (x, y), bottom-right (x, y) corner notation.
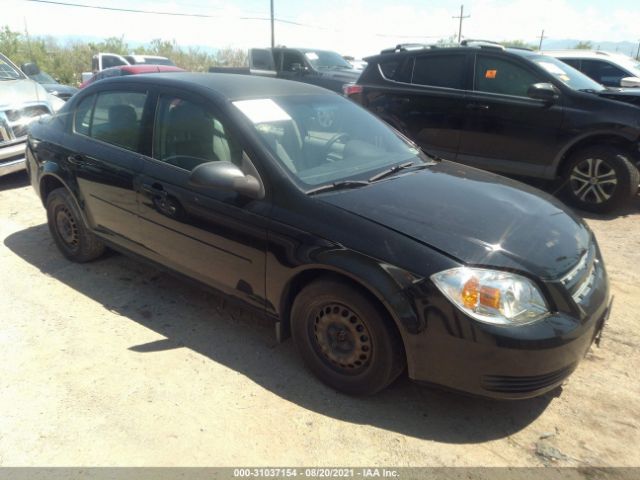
top-left (3, 0), bottom-right (640, 58)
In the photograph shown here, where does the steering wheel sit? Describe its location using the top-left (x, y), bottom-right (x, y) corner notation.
top-left (324, 133), bottom-right (351, 160)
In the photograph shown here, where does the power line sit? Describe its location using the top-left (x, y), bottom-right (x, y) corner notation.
top-left (21, 0), bottom-right (445, 40)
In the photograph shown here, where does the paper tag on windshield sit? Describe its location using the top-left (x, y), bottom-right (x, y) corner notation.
top-left (305, 52), bottom-right (319, 61)
top-left (233, 99), bottom-right (291, 124)
top-left (538, 61), bottom-right (566, 75)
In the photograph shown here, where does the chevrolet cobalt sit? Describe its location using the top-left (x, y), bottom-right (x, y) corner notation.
top-left (26, 73), bottom-right (610, 398)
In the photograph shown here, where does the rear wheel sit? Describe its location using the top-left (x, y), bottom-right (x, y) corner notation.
top-left (562, 146), bottom-right (639, 213)
top-left (46, 187), bottom-right (105, 262)
top-left (291, 277), bottom-right (405, 395)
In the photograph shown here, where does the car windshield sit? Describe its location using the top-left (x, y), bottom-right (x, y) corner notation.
top-left (30, 71), bottom-right (57, 84)
top-left (532, 55), bottom-right (606, 91)
top-left (0, 53), bottom-right (24, 80)
top-left (303, 50), bottom-right (353, 70)
top-left (233, 94), bottom-right (428, 189)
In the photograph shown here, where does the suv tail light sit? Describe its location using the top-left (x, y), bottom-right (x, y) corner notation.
top-left (342, 83), bottom-right (363, 97)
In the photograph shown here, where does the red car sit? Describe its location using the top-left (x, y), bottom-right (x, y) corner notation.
top-left (79, 64), bottom-right (184, 89)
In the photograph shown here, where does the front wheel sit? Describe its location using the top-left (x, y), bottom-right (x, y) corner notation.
top-left (561, 146), bottom-right (639, 213)
top-left (291, 278), bottom-right (405, 395)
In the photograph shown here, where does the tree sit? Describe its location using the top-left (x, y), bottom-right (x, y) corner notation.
top-left (574, 41), bottom-right (593, 50)
top-left (500, 39), bottom-right (535, 50)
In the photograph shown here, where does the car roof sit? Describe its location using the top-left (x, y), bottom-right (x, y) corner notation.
top-left (541, 50), bottom-right (626, 58)
top-left (98, 72), bottom-right (337, 100)
top-left (364, 45), bottom-right (544, 63)
top-left (120, 65), bottom-right (183, 74)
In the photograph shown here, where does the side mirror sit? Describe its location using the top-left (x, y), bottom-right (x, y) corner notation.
top-left (21, 62), bottom-right (40, 76)
top-left (620, 76), bottom-right (640, 88)
top-left (527, 82), bottom-right (559, 102)
top-left (189, 161), bottom-right (264, 199)
top-left (290, 63), bottom-right (307, 73)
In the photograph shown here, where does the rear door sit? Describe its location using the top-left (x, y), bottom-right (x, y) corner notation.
top-left (67, 87), bottom-right (150, 250)
top-left (136, 88), bottom-right (269, 309)
top-left (456, 53), bottom-right (564, 177)
top-left (366, 52), bottom-right (469, 160)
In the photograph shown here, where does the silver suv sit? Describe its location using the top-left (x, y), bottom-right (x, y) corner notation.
top-left (542, 50), bottom-right (640, 88)
top-left (1, 52), bottom-right (63, 177)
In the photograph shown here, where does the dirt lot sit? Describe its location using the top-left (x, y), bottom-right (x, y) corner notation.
top-left (0, 170), bottom-right (639, 468)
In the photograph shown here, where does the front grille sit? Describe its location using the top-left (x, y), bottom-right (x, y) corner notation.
top-left (559, 243), bottom-right (600, 305)
top-left (1, 103), bottom-right (52, 145)
top-left (482, 364), bottom-right (576, 394)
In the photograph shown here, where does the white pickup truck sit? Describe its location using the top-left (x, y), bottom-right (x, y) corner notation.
top-left (80, 52), bottom-right (175, 83)
top-left (1, 52), bottom-right (64, 177)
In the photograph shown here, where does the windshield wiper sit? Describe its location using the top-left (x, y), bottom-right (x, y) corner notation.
top-left (368, 161), bottom-right (431, 182)
top-left (306, 180), bottom-right (369, 195)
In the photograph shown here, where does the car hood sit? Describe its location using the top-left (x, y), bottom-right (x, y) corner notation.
top-left (318, 68), bottom-right (361, 82)
top-left (596, 88), bottom-right (640, 107)
top-left (40, 83), bottom-right (78, 95)
top-left (0, 78), bottom-right (49, 108)
top-left (320, 162), bottom-right (591, 279)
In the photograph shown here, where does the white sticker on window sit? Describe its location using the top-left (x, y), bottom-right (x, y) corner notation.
top-left (233, 99), bottom-right (292, 124)
top-left (538, 61), bottom-right (566, 76)
top-left (305, 52), bottom-right (319, 61)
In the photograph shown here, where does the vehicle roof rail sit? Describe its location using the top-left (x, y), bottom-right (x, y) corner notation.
top-left (460, 39), bottom-right (506, 51)
top-left (379, 43), bottom-right (439, 54)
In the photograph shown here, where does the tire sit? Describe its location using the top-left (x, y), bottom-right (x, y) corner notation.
top-left (561, 146), bottom-right (639, 213)
top-left (46, 187), bottom-right (105, 262)
top-left (291, 277), bottom-right (405, 395)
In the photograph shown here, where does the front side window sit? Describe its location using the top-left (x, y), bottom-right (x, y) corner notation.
top-left (475, 55), bottom-right (542, 97)
top-left (580, 59), bottom-right (627, 87)
top-left (153, 96), bottom-right (240, 171)
top-left (233, 95), bottom-right (426, 188)
top-left (412, 54), bottom-right (466, 89)
top-left (89, 91), bottom-right (147, 152)
top-left (282, 51), bottom-right (306, 72)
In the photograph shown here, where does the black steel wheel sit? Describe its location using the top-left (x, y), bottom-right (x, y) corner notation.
top-left (291, 277), bottom-right (405, 395)
top-left (562, 146), bottom-right (639, 213)
top-left (46, 187), bottom-right (105, 262)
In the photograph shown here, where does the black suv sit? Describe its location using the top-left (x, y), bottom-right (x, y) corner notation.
top-left (348, 42), bottom-right (640, 212)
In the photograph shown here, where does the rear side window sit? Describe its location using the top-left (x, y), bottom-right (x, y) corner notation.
top-left (474, 55), bottom-right (542, 97)
top-left (89, 91), bottom-right (147, 152)
top-left (74, 95), bottom-right (95, 136)
top-left (412, 54), bottom-right (466, 89)
top-left (560, 58), bottom-right (581, 69)
top-left (379, 59), bottom-right (400, 79)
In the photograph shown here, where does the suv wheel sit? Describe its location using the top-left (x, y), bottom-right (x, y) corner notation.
top-left (46, 187), bottom-right (105, 262)
top-left (562, 146), bottom-right (639, 213)
top-left (291, 277), bottom-right (405, 395)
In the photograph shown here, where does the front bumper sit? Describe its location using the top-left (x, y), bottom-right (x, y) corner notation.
top-left (0, 140), bottom-right (27, 177)
top-left (404, 261), bottom-right (610, 399)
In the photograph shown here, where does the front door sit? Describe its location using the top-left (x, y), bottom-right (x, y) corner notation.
top-left (136, 91), bottom-right (269, 309)
top-left (456, 53), bottom-right (564, 177)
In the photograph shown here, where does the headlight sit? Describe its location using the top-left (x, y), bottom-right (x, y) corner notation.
top-left (431, 267), bottom-right (549, 326)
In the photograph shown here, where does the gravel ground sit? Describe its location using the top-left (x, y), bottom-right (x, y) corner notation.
top-left (0, 171), bottom-right (639, 468)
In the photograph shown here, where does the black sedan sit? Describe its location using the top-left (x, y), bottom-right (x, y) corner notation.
top-left (26, 73), bottom-right (610, 399)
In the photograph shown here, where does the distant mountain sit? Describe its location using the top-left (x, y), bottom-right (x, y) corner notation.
top-left (538, 39), bottom-right (639, 57)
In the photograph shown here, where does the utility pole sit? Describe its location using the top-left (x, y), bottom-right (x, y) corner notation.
top-left (537, 29), bottom-right (545, 51)
top-left (270, 0), bottom-right (275, 48)
top-left (452, 5), bottom-right (470, 44)
top-left (636, 40), bottom-right (640, 60)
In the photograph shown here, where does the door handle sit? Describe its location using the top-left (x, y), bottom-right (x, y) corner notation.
top-left (67, 154), bottom-right (85, 165)
top-left (465, 103), bottom-right (490, 111)
top-left (141, 182), bottom-right (167, 198)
